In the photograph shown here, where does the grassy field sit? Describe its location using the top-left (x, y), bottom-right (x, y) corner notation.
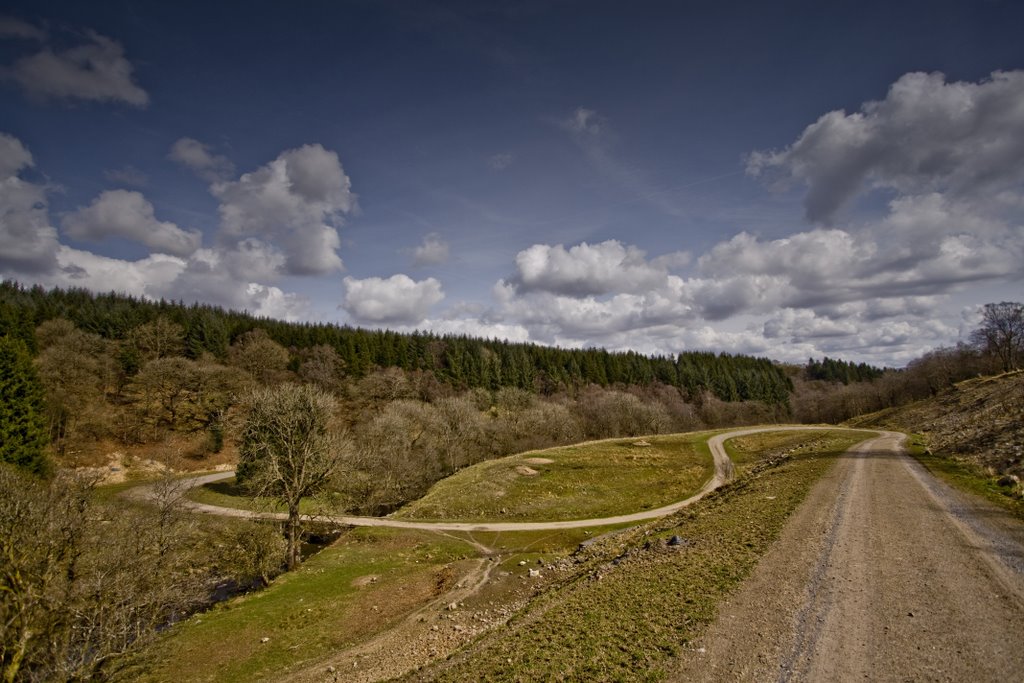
top-left (119, 427), bottom-right (876, 683)
top-left (395, 433), bottom-right (716, 522)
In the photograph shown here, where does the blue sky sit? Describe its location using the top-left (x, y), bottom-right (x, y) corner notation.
top-left (1, 1), bottom-right (1022, 366)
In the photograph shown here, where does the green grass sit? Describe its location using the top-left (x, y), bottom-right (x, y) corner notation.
top-left (905, 434), bottom-right (1024, 520)
top-left (185, 478), bottom-right (346, 515)
top-left (408, 430), bottom-right (874, 682)
top-left (121, 527), bottom-right (475, 683)
top-left (723, 429), bottom-right (872, 474)
top-left (395, 433), bottom-right (717, 522)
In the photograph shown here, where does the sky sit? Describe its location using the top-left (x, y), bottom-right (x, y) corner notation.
top-left (1, 0), bottom-right (1022, 368)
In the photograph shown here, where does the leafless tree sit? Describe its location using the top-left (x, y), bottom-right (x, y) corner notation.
top-left (237, 384), bottom-right (349, 569)
top-left (971, 301), bottom-right (1024, 373)
top-left (0, 466), bottom-right (206, 682)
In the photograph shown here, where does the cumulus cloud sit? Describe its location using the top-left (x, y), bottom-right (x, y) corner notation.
top-left (342, 274), bottom-right (444, 325)
top-left (168, 137), bottom-right (235, 182)
top-left (0, 133), bottom-right (59, 273)
top-left (2, 28), bottom-right (148, 106)
top-left (747, 70), bottom-right (1024, 223)
top-left (411, 232), bottom-right (450, 266)
top-left (62, 189), bottom-right (202, 256)
top-left (40, 246), bottom-right (309, 321)
top-left (213, 143), bottom-right (354, 275)
top-left (509, 240), bottom-right (684, 297)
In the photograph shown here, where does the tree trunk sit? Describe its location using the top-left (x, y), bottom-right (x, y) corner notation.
top-left (286, 504), bottom-right (301, 570)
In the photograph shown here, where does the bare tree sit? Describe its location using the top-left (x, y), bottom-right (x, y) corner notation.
top-left (0, 466), bottom-right (206, 682)
top-left (971, 301), bottom-right (1024, 373)
top-left (237, 384), bottom-right (348, 570)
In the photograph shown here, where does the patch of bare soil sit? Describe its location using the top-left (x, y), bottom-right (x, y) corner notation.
top-left (669, 432), bottom-right (1024, 682)
top-left (515, 465), bottom-right (539, 476)
top-left (522, 457), bottom-right (554, 465)
top-left (350, 575), bottom-right (379, 589)
top-left (283, 546), bottom-right (528, 683)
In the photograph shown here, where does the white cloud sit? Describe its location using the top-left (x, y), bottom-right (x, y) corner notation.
top-left (213, 143), bottom-right (354, 275)
top-left (50, 246), bottom-right (186, 295)
top-left (2, 29), bottom-right (148, 106)
top-left (748, 70), bottom-right (1024, 223)
top-left (62, 189), bottom-right (202, 256)
top-left (43, 246), bottom-right (308, 321)
top-left (342, 274), bottom-right (444, 325)
top-left (0, 133), bottom-right (59, 273)
top-left (419, 317), bottom-right (530, 342)
top-left (168, 137), bottom-right (235, 182)
top-left (412, 232), bottom-right (449, 266)
top-left (510, 240), bottom-right (682, 297)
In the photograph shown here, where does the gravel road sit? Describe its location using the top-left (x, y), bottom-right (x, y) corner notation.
top-left (125, 425), bottom-right (845, 532)
top-left (671, 431), bottom-right (1024, 681)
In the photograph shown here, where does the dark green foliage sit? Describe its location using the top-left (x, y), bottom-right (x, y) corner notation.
top-left (0, 280), bottom-right (793, 405)
top-left (0, 335), bottom-right (49, 474)
top-left (805, 356), bottom-right (884, 384)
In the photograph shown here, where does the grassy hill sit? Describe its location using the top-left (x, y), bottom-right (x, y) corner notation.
top-left (849, 370), bottom-right (1024, 511)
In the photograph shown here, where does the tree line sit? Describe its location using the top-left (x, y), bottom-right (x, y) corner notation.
top-left (0, 281), bottom-right (793, 405)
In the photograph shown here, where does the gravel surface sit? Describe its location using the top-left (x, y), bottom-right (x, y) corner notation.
top-left (670, 432), bottom-right (1024, 682)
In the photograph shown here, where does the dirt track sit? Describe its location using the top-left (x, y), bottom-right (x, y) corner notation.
top-left (671, 431), bottom-right (1024, 681)
top-left (126, 425), bottom-right (841, 532)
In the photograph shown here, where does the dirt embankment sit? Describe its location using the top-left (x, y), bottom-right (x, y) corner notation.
top-left (851, 371), bottom-right (1024, 480)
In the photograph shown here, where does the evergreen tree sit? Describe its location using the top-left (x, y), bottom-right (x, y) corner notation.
top-left (0, 336), bottom-right (49, 474)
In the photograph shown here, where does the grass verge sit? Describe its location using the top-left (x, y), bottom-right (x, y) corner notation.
top-left (905, 434), bottom-right (1024, 520)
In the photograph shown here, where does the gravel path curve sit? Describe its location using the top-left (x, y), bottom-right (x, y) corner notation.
top-left (124, 425), bottom-right (866, 531)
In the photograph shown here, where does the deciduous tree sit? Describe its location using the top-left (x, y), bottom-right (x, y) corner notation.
top-left (237, 384), bottom-right (348, 569)
top-left (971, 301), bottom-right (1024, 372)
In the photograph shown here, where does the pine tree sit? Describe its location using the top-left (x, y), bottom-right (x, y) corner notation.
top-left (0, 336), bottom-right (49, 474)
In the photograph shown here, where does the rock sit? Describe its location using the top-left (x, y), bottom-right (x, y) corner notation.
top-left (518, 560), bottom-right (527, 566)
top-left (260, 637), bottom-right (270, 643)
top-left (997, 474), bottom-right (1020, 487)
top-left (528, 568), bottom-right (541, 578)
top-left (668, 535), bottom-right (684, 546)
top-left (447, 602), bottom-right (458, 611)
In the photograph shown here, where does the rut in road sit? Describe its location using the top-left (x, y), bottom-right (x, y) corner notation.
top-left (671, 432), bottom-right (1024, 682)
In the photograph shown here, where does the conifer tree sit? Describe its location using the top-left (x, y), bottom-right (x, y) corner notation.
top-left (0, 336), bottom-right (49, 474)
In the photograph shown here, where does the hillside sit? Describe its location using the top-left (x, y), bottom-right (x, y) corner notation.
top-left (850, 371), bottom-right (1024, 483)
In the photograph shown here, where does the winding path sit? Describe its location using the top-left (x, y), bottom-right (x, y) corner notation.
top-left (126, 425), bottom-right (880, 531)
